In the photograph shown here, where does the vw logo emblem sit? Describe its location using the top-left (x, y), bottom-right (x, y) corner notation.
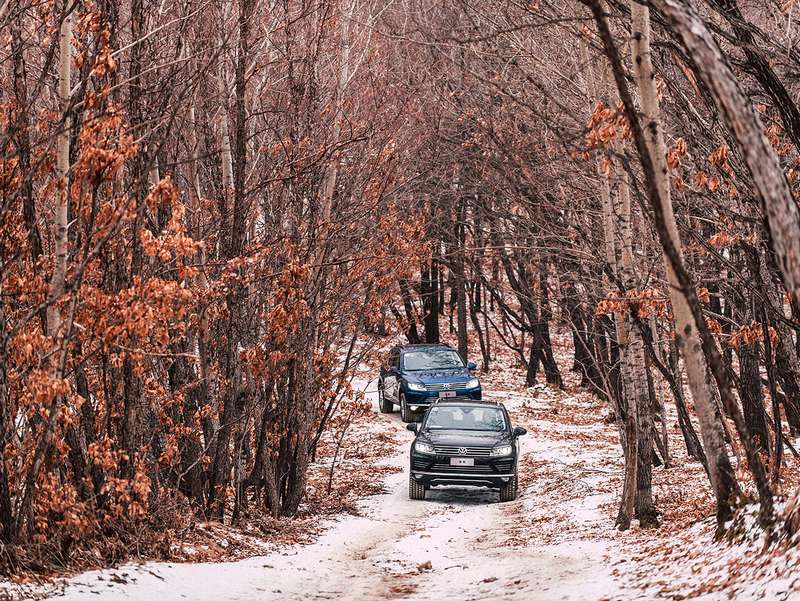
top-left (458, 447), bottom-right (467, 455)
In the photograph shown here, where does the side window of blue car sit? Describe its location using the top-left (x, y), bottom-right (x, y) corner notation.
top-left (390, 351), bottom-right (400, 371)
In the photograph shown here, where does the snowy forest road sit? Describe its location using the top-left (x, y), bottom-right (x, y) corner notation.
top-left (253, 391), bottom-right (614, 601)
top-left (41, 379), bottom-right (621, 601)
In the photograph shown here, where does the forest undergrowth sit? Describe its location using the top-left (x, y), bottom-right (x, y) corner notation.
top-left (1, 364), bottom-right (401, 586)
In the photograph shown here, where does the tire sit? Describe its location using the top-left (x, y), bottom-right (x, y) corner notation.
top-left (400, 393), bottom-right (412, 423)
top-left (499, 475), bottom-right (517, 502)
top-left (378, 382), bottom-right (393, 413)
top-left (409, 475), bottom-right (426, 500)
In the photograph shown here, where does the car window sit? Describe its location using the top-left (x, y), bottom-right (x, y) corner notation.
top-left (402, 350), bottom-right (464, 371)
top-left (424, 406), bottom-right (506, 432)
top-left (389, 351), bottom-right (400, 369)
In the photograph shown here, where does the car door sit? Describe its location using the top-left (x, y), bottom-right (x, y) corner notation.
top-left (385, 349), bottom-right (401, 402)
top-left (505, 406), bottom-right (522, 460)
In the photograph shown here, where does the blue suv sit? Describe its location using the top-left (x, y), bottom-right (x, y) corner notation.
top-left (378, 344), bottom-right (481, 422)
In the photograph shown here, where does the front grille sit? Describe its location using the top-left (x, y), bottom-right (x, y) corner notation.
top-left (434, 446), bottom-right (491, 456)
top-left (411, 457), bottom-right (514, 474)
top-left (424, 382), bottom-right (469, 391)
top-left (430, 463), bottom-right (495, 474)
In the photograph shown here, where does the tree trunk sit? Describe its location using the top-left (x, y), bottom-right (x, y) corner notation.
top-left (320, 0), bottom-right (355, 221)
top-left (627, 0), bottom-right (738, 527)
top-left (208, 0), bottom-right (253, 520)
top-left (538, 258), bottom-right (562, 387)
top-left (454, 198), bottom-right (469, 361)
top-left (0, 301), bottom-right (12, 542)
top-left (398, 280), bottom-right (422, 343)
top-left (47, 2), bottom-right (72, 339)
top-left (422, 257), bottom-right (441, 343)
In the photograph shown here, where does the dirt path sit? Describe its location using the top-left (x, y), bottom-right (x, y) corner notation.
top-left (38, 378), bottom-right (621, 601)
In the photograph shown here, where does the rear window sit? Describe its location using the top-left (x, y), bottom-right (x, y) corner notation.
top-left (425, 406), bottom-right (506, 432)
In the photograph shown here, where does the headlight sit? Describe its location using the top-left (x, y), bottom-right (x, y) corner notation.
top-left (415, 441), bottom-right (435, 455)
top-left (467, 377), bottom-right (480, 389)
top-left (490, 444), bottom-right (513, 457)
top-left (406, 382), bottom-right (426, 392)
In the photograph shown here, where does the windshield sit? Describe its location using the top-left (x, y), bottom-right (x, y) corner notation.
top-left (403, 350), bottom-right (464, 371)
top-left (424, 406), bottom-right (506, 432)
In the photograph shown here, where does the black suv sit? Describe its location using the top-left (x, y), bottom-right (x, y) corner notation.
top-left (406, 400), bottom-right (526, 502)
top-left (378, 343), bottom-right (481, 423)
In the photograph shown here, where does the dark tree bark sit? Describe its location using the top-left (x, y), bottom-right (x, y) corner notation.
top-left (760, 306), bottom-right (783, 485)
top-left (738, 343), bottom-right (771, 455)
top-left (0, 316), bottom-right (12, 543)
top-left (468, 283), bottom-right (490, 369)
top-left (397, 280), bottom-right (422, 343)
top-left (537, 258), bottom-right (563, 387)
top-left (454, 198), bottom-right (469, 361)
top-left (421, 258), bottom-right (440, 343)
top-left (207, 0), bottom-right (253, 520)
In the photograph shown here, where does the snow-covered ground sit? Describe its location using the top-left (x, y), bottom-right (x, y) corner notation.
top-left (14, 337), bottom-right (800, 601)
top-left (20, 376), bottom-right (624, 601)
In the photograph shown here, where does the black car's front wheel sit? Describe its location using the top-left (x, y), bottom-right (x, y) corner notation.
top-left (378, 381), bottom-right (393, 413)
top-left (499, 474), bottom-right (518, 502)
top-left (409, 475), bottom-right (426, 500)
top-left (400, 393), bottom-right (412, 423)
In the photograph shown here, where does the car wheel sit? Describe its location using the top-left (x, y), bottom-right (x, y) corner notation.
top-left (400, 393), bottom-right (412, 423)
top-left (378, 381), bottom-right (393, 413)
top-left (499, 475), bottom-right (517, 502)
top-left (409, 475), bottom-right (426, 500)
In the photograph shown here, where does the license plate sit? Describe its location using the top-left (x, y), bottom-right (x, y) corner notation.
top-left (450, 457), bottom-right (474, 466)
top-left (438, 391), bottom-right (457, 398)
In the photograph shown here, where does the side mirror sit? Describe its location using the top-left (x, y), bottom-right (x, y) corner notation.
top-left (513, 426), bottom-right (527, 437)
top-left (467, 361), bottom-right (478, 371)
top-left (406, 423), bottom-right (418, 433)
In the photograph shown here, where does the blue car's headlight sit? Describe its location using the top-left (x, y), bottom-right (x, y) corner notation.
top-left (406, 382), bottom-right (426, 392)
top-left (490, 444), bottom-right (513, 457)
top-left (415, 441), bottom-right (435, 455)
top-left (466, 377), bottom-right (480, 389)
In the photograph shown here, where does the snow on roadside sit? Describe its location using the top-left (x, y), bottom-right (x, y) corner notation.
top-left (614, 506), bottom-right (800, 600)
top-left (492, 332), bottom-right (800, 601)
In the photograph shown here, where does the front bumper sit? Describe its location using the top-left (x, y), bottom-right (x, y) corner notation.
top-left (410, 454), bottom-right (515, 487)
top-left (404, 387), bottom-right (482, 410)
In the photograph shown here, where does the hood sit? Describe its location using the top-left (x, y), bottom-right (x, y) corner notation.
top-left (422, 429), bottom-right (509, 447)
top-left (405, 368), bottom-right (471, 383)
